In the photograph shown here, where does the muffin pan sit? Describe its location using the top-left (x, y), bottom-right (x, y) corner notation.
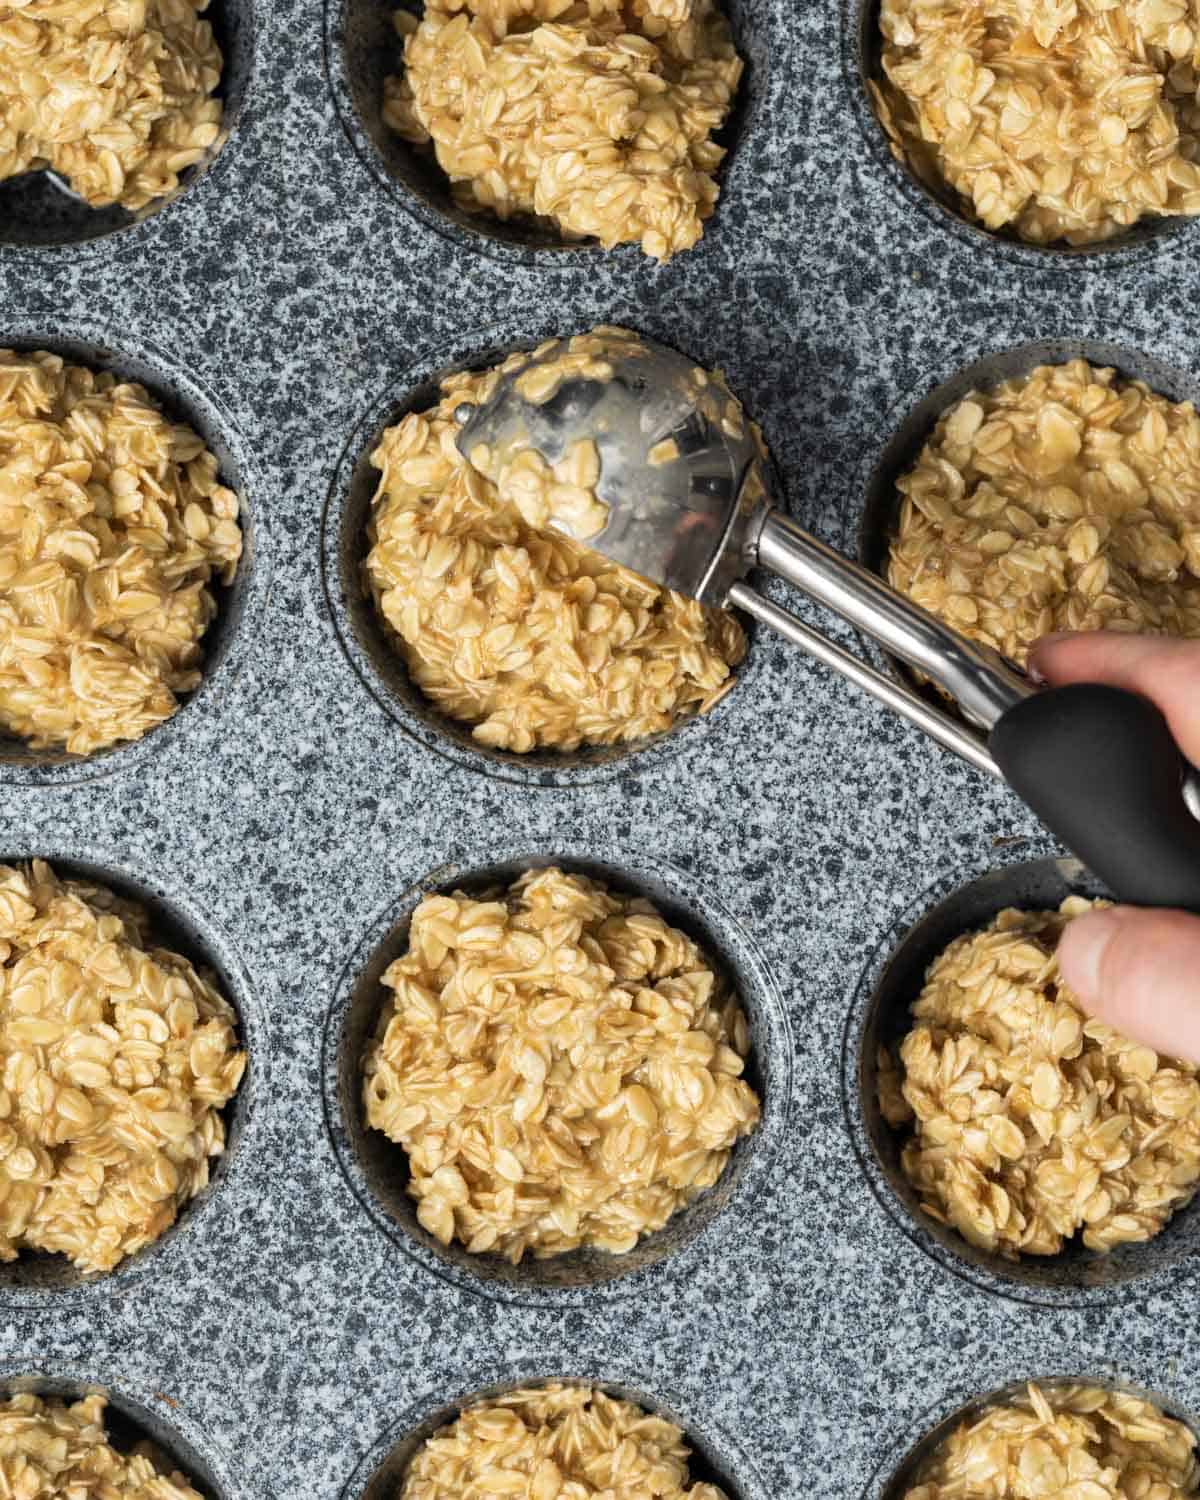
top-left (5, 0), bottom-right (1200, 1495)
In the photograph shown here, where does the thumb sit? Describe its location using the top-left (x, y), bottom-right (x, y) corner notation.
top-left (1058, 906), bottom-right (1200, 1064)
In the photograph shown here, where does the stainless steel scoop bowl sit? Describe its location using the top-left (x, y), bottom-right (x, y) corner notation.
top-left (455, 332), bottom-right (1200, 914)
top-left (457, 336), bottom-right (763, 610)
top-left (454, 333), bottom-right (1032, 778)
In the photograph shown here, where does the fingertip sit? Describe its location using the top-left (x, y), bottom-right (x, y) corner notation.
top-left (1057, 906), bottom-right (1123, 1010)
top-left (1027, 631), bottom-right (1084, 685)
top-left (1026, 631), bottom-right (1200, 766)
top-left (1059, 907), bottom-right (1200, 1065)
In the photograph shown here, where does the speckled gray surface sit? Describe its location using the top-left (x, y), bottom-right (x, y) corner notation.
top-left (4, 0), bottom-right (1200, 1495)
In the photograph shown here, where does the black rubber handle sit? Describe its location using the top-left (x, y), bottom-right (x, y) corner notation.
top-left (989, 684), bottom-right (1200, 912)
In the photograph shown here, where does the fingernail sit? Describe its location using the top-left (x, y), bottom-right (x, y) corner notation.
top-left (1029, 632), bottom-right (1069, 672)
top-left (1059, 909), bottom-right (1121, 1003)
top-left (1027, 637), bottom-right (1059, 685)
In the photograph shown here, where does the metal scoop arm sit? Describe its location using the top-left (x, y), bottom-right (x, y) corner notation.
top-left (725, 582), bottom-right (1004, 779)
top-left (753, 512), bottom-right (1032, 731)
top-left (733, 508), bottom-right (1031, 777)
top-left (745, 510), bottom-right (1200, 913)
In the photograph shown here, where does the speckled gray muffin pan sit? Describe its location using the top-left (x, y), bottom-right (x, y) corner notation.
top-left (4, 0), bottom-right (1200, 1492)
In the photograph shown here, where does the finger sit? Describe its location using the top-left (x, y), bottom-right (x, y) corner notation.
top-left (1058, 905), bottom-right (1200, 1064)
top-left (1029, 633), bottom-right (1200, 767)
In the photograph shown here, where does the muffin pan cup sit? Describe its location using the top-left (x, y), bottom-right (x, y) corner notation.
top-left (7, 0), bottom-right (1200, 1490)
top-left (0, 0), bottom-right (256, 254)
top-left (861, 1377), bottom-right (1200, 1500)
top-left (0, 845), bottom-right (266, 1308)
top-left (322, 841), bottom-right (793, 1307)
top-left (0, 1366), bottom-right (245, 1499)
top-left (841, 847), bottom-right (1200, 1307)
top-left (343, 1358), bottom-right (772, 1500)
top-left (853, 335), bottom-right (1200, 715)
top-left (320, 320), bottom-right (768, 787)
top-left (322, 0), bottom-right (772, 263)
top-left (0, 317), bottom-right (268, 788)
top-left (840, 0), bottom-right (1200, 264)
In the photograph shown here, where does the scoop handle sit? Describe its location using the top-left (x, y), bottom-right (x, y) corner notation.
top-left (990, 683), bottom-right (1200, 913)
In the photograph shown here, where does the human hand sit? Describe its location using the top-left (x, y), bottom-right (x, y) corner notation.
top-left (1028, 633), bottom-right (1200, 1064)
